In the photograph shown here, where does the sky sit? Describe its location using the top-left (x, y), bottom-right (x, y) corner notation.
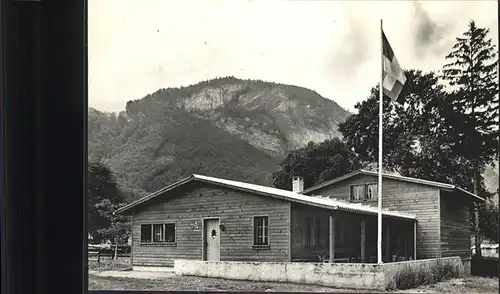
top-left (88, 0), bottom-right (498, 113)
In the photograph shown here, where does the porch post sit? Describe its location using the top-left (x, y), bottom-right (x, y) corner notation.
top-left (413, 221), bottom-right (417, 260)
top-left (385, 221), bottom-right (390, 262)
top-left (360, 219), bottom-right (366, 262)
top-left (329, 215), bottom-right (335, 263)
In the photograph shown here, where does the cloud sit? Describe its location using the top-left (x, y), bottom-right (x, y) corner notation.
top-left (412, 2), bottom-right (453, 58)
top-left (88, 0), bottom-right (498, 113)
top-left (327, 17), bottom-right (370, 77)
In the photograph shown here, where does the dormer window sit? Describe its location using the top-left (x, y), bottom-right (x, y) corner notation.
top-left (366, 184), bottom-right (378, 200)
top-left (350, 184), bottom-right (378, 201)
top-left (351, 185), bottom-right (365, 200)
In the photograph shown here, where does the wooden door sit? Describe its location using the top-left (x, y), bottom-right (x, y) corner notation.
top-left (204, 219), bottom-right (220, 261)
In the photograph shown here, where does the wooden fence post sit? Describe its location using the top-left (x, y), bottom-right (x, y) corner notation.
top-left (97, 251), bottom-right (101, 270)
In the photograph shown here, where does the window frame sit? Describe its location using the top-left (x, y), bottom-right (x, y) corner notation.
top-left (366, 183), bottom-right (378, 200)
top-left (164, 223), bottom-right (176, 243)
top-left (350, 184), bottom-right (365, 201)
top-left (153, 224), bottom-right (164, 242)
top-left (349, 183), bottom-right (378, 201)
top-left (252, 215), bottom-right (270, 248)
top-left (139, 222), bottom-right (177, 246)
top-left (140, 224), bottom-right (153, 244)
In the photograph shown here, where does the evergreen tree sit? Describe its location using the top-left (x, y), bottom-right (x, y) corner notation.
top-left (442, 20), bottom-right (499, 189)
top-left (441, 20), bottom-right (499, 258)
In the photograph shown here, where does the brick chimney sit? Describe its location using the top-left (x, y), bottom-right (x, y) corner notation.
top-left (292, 176), bottom-right (304, 193)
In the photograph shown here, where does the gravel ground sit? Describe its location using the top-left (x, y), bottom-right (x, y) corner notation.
top-left (88, 272), bottom-right (369, 292)
top-left (396, 277), bottom-right (499, 293)
top-left (88, 271), bottom-right (499, 293)
top-left (89, 270), bottom-right (174, 279)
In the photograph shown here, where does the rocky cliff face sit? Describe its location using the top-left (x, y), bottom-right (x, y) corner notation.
top-left (89, 77), bottom-right (499, 201)
top-left (88, 77), bottom-right (350, 200)
top-left (171, 79), bottom-right (348, 157)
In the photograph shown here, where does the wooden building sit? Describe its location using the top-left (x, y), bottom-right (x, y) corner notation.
top-left (115, 170), bottom-right (483, 269)
top-left (301, 170), bottom-right (484, 267)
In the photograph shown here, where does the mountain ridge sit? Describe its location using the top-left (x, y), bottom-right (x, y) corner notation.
top-left (88, 76), bottom-right (351, 200)
top-left (125, 76), bottom-right (351, 157)
top-left (88, 76), bottom-right (498, 202)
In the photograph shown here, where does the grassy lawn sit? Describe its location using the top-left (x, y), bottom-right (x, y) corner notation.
top-left (88, 273), bottom-right (499, 293)
top-left (398, 276), bottom-right (499, 293)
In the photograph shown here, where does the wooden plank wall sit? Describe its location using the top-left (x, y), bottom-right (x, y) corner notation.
top-left (304, 175), bottom-right (441, 259)
top-left (440, 191), bottom-right (472, 260)
top-left (132, 182), bottom-right (290, 267)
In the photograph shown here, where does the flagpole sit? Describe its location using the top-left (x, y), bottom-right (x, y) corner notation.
top-left (377, 19), bottom-right (384, 265)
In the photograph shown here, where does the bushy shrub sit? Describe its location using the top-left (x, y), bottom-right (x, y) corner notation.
top-left (88, 255), bottom-right (132, 271)
top-left (391, 266), bottom-right (417, 290)
top-left (391, 261), bottom-right (462, 290)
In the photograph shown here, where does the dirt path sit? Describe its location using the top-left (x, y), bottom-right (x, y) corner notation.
top-left (89, 270), bottom-right (174, 279)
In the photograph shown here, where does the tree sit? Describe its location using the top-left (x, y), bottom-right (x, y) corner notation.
top-left (95, 198), bottom-right (131, 263)
top-left (441, 20), bottom-right (499, 189)
top-left (95, 199), bottom-right (130, 243)
top-left (271, 138), bottom-right (358, 190)
top-left (338, 69), bottom-right (471, 185)
top-left (88, 161), bottom-right (130, 244)
top-left (441, 20), bottom-right (499, 257)
top-left (338, 67), bottom-right (498, 250)
top-left (478, 195), bottom-right (499, 243)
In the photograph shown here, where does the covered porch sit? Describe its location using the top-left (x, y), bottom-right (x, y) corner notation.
top-left (290, 202), bottom-right (416, 263)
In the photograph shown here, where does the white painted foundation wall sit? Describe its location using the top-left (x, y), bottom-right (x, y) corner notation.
top-left (174, 257), bottom-right (464, 291)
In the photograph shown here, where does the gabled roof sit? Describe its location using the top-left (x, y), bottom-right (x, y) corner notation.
top-left (301, 169), bottom-right (485, 202)
top-left (114, 174), bottom-right (416, 220)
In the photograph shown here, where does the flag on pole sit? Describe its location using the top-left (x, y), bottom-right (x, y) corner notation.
top-left (382, 31), bottom-right (406, 102)
top-left (377, 20), bottom-right (385, 265)
top-left (377, 23), bottom-right (409, 265)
